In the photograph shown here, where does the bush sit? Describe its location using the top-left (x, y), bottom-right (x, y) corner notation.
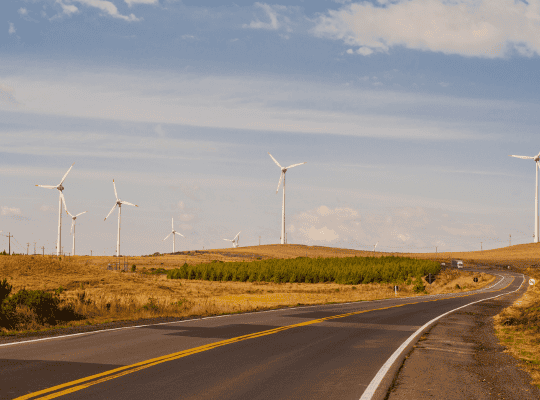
top-left (413, 276), bottom-right (426, 293)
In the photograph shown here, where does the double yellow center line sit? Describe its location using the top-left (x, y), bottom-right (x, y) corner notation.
top-left (16, 278), bottom-right (515, 400)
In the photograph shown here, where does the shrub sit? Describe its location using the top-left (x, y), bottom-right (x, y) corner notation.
top-left (131, 265), bottom-right (137, 272)
top-left (413, 276), bottom-right (426, 293)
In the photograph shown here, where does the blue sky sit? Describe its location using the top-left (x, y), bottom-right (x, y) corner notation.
top-left (1, 0), bottom-right (540, 255)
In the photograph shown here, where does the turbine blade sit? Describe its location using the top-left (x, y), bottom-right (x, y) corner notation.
top-left (285, 162), bottom-right (306, 169)
top-left (75, 211), bottom-right (87, 217)
top-left (59, 163), bottom-right (75, 185)
top-left (172, 217), bottom-right (174, 230)
top-left (268, 152), bottom-right (282, 169)
top-left (35, 185), bottom-right (56, 189)
top-left (164, 232), bottom-right (172, 241)
top-left (104, 204), bottom-right (117, 220)
top-left (234, 231), bottom-right (241, 241)
top-left (112, 179), bottom-right (118, 200)
top-left (174, 232), bottom-right (184, 237)
top-left (121, 201), bottom-right (138, 207)
top-left (224, 238), bottom-right (232, 242)
top-left (276, 172), bottom-right (284, 193)
top-left (509, 155), bottom-right (534, 159)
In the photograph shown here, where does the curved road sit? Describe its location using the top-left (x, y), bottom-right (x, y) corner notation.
top-left (1, 271), bottom-right (525, 400)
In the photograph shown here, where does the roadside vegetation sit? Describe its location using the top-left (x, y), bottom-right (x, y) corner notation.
top-left (0, 252), bottom-right (492, 337)
top-left (166, 256), bottom-right (441, 285)
top-left (495, 267), bottom-right (540, 388)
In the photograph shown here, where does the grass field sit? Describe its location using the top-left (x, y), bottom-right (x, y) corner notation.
top-left (0, 247), bottom-right (493, 334)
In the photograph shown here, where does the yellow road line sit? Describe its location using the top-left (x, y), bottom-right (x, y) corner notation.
top-left (16, 277), bottom-right (517, 400)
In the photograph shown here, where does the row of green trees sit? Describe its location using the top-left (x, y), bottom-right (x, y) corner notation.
top-left (167, 256), bottom-right (440, 285)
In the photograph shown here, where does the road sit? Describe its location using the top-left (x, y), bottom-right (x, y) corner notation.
top-left (1, 271), bottom-right (525, 400)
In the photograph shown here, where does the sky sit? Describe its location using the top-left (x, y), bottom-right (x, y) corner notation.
top-left (1, 0), bottom-right (540, 256)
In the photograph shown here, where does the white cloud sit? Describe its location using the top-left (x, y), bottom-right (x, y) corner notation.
top-left (8, 23), bottom-right (16, 35)
top-left (124, 0), bottom-right (159, 6)
top-left (2, 206), bottom-right (21, 216)
top-left (40, 205), bottom-right (53, 212)
top-left (57, 0), bottom-right (140, 21)
top-left (244, 3), bottom-right (294, 31)
top-left (313, 0), bottom-right (540, 58)
top-left (18, 8), bottom-right (28, 16)
top-left (55, 0), bottom-right (79, 16)
top-left (290, 205), bottom-right (504, 251)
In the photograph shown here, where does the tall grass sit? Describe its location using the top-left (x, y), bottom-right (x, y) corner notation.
top-left (167, 256), bottom-right (440, 285)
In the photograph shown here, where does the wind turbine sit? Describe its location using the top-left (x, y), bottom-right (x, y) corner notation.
top-left (64, 201), bottom-right (87, 256)
top-left (36, 163), bottom-right (74, 256)
top-left (268, 152), bottom-right (306, 244)
top-left (509, 152), bottom-right (540, 243)
top-left (163, 218), bottom-right (184, 253)
top-left (104, 179), bottom-right (138, 257)
top-left (223, 231), bottom-right (241, 248)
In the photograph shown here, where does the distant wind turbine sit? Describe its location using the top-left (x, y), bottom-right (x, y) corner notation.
top-left (268, 152), bottom-right (306, 245)
top-left (373, 241), bottom-right (379, 253)
top-left (163, 218), bottom-right (184, 253)
top-left (64, 200), bottom-right (87, 256)
top-left (36, 163), bottom-right (74, 256)
top-left (223, 231), bottom-right (241, 248)
top-left (509, 152), bottom-right (540, 243)
top-left (104, 179), bottom-right (138, 257)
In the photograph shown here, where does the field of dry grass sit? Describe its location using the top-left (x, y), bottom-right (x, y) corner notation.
top-left (494, 267), bottom-right (540, 388)
top-left (0, 249), bottom-right (492, 334)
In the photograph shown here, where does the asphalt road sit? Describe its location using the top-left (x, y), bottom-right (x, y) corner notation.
top-left (1, 271), bottom-right (525, 400)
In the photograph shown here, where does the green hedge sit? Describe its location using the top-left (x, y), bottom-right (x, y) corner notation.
top-left (167, 256), bottom-right (440, 285)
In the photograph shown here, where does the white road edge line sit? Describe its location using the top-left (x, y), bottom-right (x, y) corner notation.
top-left (359, 273), bottom-right (525, 400)
top-left (0, 271), bottom-right (504, 348)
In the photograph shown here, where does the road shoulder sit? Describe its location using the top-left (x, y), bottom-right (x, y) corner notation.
top-left (386, 283), bottom-right (540, 399)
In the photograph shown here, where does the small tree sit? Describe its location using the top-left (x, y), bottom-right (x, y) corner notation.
top-left (413, 276), bottom-right (426, 293)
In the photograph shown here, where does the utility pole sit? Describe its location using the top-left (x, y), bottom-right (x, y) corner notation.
top-left (6, 233), bottom-right (13, 255)
top-left (509, 234), bottom-right (511, 247)
top-left (41, 246), bottom-right (45, 256)
top-left (259, 236), bottom-right (261, 246)
top-left (91, 250), bottom-right (92, 257)
top-left (33, 242), bottom-right (36, 255)
top-left (27, 243), bottom-right (29, 255)
top-left (435, 246), bottom-right (437, 254)
top-left (481, 242), bottom-right (483, 251)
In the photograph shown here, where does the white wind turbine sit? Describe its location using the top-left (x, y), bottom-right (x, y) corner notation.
top-left (104, 179), bottom-right (138, 257)
top-left (163, 218), bottom-right (184, 253)
top-left (510, 152), bottom-right (540, 243)
top-left (64, 202), bottom-right (87, 256)
top-left (36, 163), bottom-right (74, 256)
top-left (223, 231), bottom-right (241, 248)
top-left (268, 152), bottom-right (306, 245)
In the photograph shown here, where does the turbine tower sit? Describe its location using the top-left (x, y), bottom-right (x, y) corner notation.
top-left (163, 218), bottom-right (184, 253)
top-left (104, 179), bottom-right (138, 257)
top-left (268, 152), bottom-right (306, 245)
top-left (509, 152), bottom-right (540, 243)
top-left (64, 201), bottom-right (87, 256)
top-left (223, 231), bottom-right (241, 248)
top-left (36, 163), bottom-right (74, 256)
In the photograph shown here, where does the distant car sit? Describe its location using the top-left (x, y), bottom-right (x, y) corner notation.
top-left (452, 259), bottom-right (464, 268)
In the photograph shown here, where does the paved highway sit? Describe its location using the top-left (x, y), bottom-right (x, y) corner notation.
top-left (1, 271), bottom-right (525, 400)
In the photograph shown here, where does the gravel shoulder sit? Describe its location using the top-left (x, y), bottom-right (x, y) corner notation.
top-left (387, 279), bottom-right (540, 400)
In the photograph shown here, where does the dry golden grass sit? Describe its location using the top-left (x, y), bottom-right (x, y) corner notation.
top-left (494, 267), bottom-right (540, 388)
top-left (0, 251), bottom-right (492, 334)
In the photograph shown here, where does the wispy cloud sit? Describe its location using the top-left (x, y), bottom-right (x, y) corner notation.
top-left (8, 22), bottom-right (16, 35)
top-left (0, 64), bottom-right (522, 141)
top-left (124, 0), bottom-right (159, 6)
top-left (313, 0), bottom-right (540, 58)
top-left (243, 2), bottom-right (296, 32)
top-left (53, 0), bottom-right (140, 21)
